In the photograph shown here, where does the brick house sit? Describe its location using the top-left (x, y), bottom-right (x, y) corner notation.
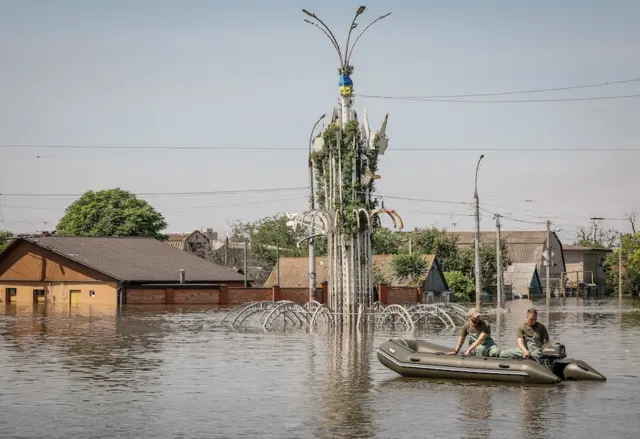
top-left (264, 254), bottom-right (451, 303)
top-left (0, 236), bottom-right (246, 306)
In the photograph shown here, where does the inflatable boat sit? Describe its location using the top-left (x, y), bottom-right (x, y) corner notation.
top-left (377, 338), bottom-right (606, 385)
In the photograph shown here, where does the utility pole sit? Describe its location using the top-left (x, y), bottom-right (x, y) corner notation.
top-left (474, 154), bottom-right (485, 309)
top-left (619, 232), bottom-right (623, 299)
top-left (308, 114), bottom-right (325, 302)
top-left (495, 214), bottom-right (503, 309)
top-left (546, 220), bottom-right (551, 301)
top-left (243, 240), bottom-right (248, 287)
top-left (276, 238), bottom-right (280, 286)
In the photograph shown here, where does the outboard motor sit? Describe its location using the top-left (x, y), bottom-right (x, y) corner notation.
top-left (541, 343), bottom-right (606, 381)
top-left (540, 343), bottom-right (567, 360)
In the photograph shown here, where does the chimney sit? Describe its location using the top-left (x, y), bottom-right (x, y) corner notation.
top-left (179, 269), bottom-right (185, 284)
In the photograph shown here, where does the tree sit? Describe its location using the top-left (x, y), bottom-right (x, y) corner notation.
top-left (575, 220), bottom-right (618, 248)
top-left (390, 254), bottom-right (428, 286)
top-left (229, 214), bottom-right (328, 266)
top-left (626, 210), bottom-right (638, 234)
top-left (604, 232), bottom-right (640, 295)
top-left (0, 230), bottom-right (13, 252)
top-left (480, 238), bottom-right (511, 293)
top-left (56, 188), bottom-right (167, 239)
top-left (371, 227), bottom-right (403, 254)
top-left (411, 227), bottom-right (472, 273)
top-left (444, 271), bottom-right (475, 301)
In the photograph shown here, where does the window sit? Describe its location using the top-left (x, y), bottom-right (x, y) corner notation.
top-left (7, 288), bottom-right (16, 297)
top-left (33, 289), bottom-right (45, 296)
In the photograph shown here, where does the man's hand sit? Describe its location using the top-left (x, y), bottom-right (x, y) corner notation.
top-left (463, 348), bottom-right (472, 356)
top-left (446, 351), bottom-right (457, 355)
top-left (522, 349), bottom-right (530, 358)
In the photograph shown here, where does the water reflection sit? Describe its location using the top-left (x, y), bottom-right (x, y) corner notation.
top-left (458, 385), bottom-right (493, 439)
top-left (0, 303), bottom-right (168, 390)
top-left (315, 327), bottom-right (375, 439)
top-left (0, 298), bottom-right (638, 438)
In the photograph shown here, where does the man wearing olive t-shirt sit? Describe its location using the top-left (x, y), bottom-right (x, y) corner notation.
top-left (516, 308), bottom-right (550, 360)
top-left (447, 308), bottom-right (500, 357)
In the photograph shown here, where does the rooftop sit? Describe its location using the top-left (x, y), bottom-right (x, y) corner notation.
top-left (1, 236), bottom-right (246, 283)
top-left (263, 254), bottom-right (437, 288)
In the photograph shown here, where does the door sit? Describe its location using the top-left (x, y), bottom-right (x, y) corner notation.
top-left (70, 290), bottom-right (81, 306)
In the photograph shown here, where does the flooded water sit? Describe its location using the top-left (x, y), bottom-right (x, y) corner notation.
top-left (1, 297), bottom-right (639, 439)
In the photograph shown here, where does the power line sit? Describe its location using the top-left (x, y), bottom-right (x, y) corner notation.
top-left (356, 93), bottom-right (640, 103)
top-left (0, 187), bottom-right (307, 198)
top-left (371, 194), bottom-right (472, 206)
top-left (357, 77), bottom-right (640, 99)
top-left (2, 144), bottom-right (639, 152)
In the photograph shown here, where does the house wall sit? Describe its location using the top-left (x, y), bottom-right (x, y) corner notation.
top-left (546, 234), bottom-right (566, 278)
top-left (564, 251), bottom-right (608, 289)
top-left (226, 287), bottom-right (273, 304)
top-left (423, 264), bottom-right (447, 293)
top-left (387, 287), bottom-right (418, 305)
top-left (279, 288), bottom-right (323, 304)
top-left (1, 281), bottom-right (118, 305)
top-left (0, 240), bottom-right (114, 283)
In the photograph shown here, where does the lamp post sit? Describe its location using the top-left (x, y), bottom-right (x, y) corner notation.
top-left (300, 5), bottom-right (393, 323)
top-left (308, 113), bottom-right (326, 302)
top-left (474, 154), bottom-right (485, 309)
top-left (302, 6), bottom-right (391, 126)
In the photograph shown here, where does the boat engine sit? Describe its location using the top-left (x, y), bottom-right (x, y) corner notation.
top-left (537, 343), bottom-right (567, 372)
top-left (540, 343), bottom-right (567, 360)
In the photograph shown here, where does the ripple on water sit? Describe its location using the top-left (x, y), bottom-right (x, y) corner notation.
top-left (0, 297), bottom-right (639, 438)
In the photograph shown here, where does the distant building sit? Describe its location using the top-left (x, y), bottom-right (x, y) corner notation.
top-left (264, 254), bottom-right (451, 302)
top-left (0, 236), bottom-right (246, 305)
top-left (165, 229), bottom-right (216, 259)
top-left (445, 230), bottom-right (566, 294)
top-left (563, 245), bottom-right (612, 294)
top-left (503, 263), bottom-right (543, 299)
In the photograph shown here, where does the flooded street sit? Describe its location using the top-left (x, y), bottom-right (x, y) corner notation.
top-left (1, 297), bottom-right (639, 439)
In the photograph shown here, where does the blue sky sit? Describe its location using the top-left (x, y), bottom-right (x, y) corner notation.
top-left (1, 0), bottom-right (639, 243)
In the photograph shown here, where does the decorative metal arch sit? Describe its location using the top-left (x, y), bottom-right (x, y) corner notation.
top-left (221, 301), bottom-right (259, 326)
top-left (229, 301), bottom-right (280, 328)
top-left (375, 304), bottom-right (415, 331)
top-left (309, 303), bottom-right (335, 330)
top-left (442, 303), bottom-right (471, 323)
top-left (370, 209), bottom-right (404, 230)
top-left (262, 301), bottom-right (311, 332)
top-left (304, 300), bottom-right (323, 313)
top-left (407, 304), bottom-right (456, 329)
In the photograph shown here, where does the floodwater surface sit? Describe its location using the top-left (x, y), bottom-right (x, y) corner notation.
top-left (1, 297), bottom-right (639, 439)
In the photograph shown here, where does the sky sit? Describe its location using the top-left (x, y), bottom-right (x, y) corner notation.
top-left (1, 0), bottom-right (639, 245)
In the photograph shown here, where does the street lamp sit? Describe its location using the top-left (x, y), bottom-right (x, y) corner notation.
top-left (302, 6), bottom-right (391, 75)
top-left (308, 113), bottom-right (326, 302)
top-left (474, 154), bottom-right (485, 309)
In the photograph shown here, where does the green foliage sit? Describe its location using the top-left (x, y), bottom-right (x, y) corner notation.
top-left (56, 188), bottom-right (167, 239)
top-left (604, 232), bottom-right (640, 295)
top-left (411, 227), bottom-right (472, 273)
top-left (410, 227), bottom-right (510, 294)
top-left (372, 227), bottom-right (403, 254)
top-left (480, 238), bottom-right (511, 292)
top-left (230, 214), bottom-right (327, 266)
top-left (0, 230), bottom-right (13, 252)
top-left (444, 271), bottom-right (475, 301)
top-left (391, 254), bottom-right (428, 286)
top-left (372, 262), bottom-right (391, 285)
top-left (310, 120), bottom-right (380, 235)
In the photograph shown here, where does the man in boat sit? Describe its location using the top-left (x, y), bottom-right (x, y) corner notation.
top-left (447, 308), bottom-right (501, 357)
top-left (516, 308), bottom-right (551, 360)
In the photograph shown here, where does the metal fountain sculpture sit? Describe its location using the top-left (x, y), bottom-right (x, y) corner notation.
top-left (293, 5), bottom-right (401, 327)
top-left (223, 6), bottom-right (466, 332)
